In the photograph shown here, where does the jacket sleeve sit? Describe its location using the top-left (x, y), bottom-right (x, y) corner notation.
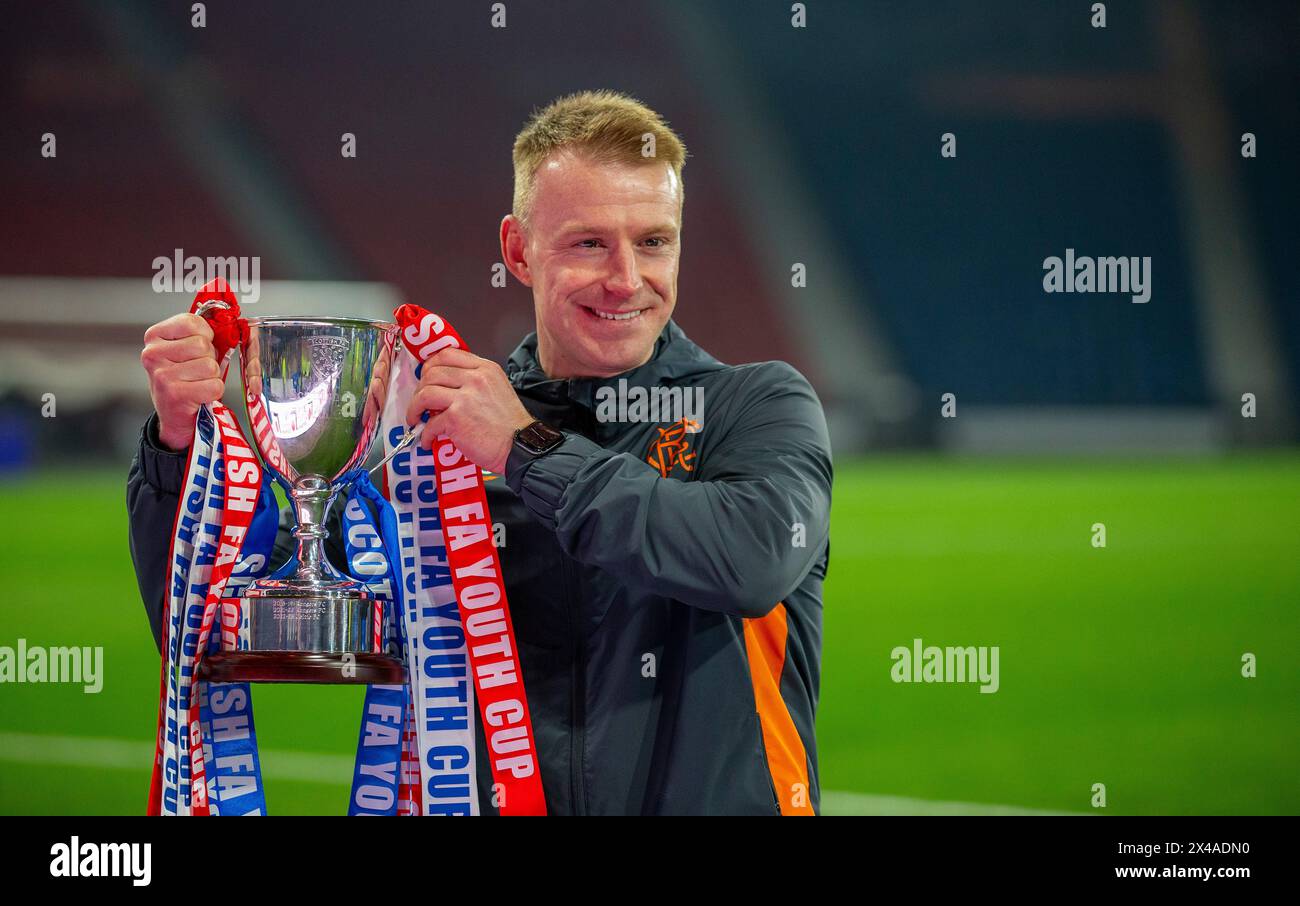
top-left (126, 414), bottom-right (189, 653)
top-left (504, 362), bottom-right (832, 618)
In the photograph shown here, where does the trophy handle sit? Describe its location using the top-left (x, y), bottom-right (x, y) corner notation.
top-left (194, 299), bottom-right (231, 319)
top-left (368, 422), bottom-right (424, 477)
top-left (194, 298), bottom-right (238, 399)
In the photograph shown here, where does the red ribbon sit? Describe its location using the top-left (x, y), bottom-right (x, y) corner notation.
top-left (190, 277), bottom-right (246, 362)
top-left (394, 304), bottom-right (548, 816)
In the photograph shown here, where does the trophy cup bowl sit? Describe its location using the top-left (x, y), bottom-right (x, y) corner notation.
top-left (201, 316), bottom-right (406, 684)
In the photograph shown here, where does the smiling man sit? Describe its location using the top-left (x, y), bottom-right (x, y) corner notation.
top-left (128, 90), bottom-right (832, 815)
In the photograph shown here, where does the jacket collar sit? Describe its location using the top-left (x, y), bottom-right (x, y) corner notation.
top-left (505, 319), bottom-right (724, 409)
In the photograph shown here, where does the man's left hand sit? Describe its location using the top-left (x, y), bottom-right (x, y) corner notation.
top-left (405, 347), bottom-right (536, 475)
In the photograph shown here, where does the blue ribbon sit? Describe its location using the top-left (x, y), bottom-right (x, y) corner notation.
top-left (344, 474), bottom-right (409, 816)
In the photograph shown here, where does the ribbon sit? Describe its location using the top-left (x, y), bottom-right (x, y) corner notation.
top-left (345, 476), bottom-right (406, 816)
top-left (391, 305), bottom-right (545, 815)
top-left (149, 283), bottom-right (272, 816)
top-left (185, 403), bottom-right (265, 814)
top-left (380, 386), bottom-right (478, 814)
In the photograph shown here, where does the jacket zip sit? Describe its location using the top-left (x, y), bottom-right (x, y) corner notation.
top-left (565, 379), bottom-right (589, 816)
top-left (564, 551), bottom-right (586, 815)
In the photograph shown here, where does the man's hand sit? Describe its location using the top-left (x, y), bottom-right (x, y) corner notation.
top-left (141, 313), bottom-right (224, 452)
top-left (405, 347), bottom-right (535, 475)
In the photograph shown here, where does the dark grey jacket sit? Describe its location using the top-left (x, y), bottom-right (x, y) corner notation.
top-left (127, 320), bottom-right (832, 815)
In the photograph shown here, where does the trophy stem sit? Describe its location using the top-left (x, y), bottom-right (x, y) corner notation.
top-left (291, 475), bottom-right (337, 577)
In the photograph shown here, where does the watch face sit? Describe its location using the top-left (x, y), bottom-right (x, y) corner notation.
top-left (518, 421), bottom-right (563, 454)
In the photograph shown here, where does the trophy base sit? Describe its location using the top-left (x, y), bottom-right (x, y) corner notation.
top-left (244, 581), bottom-right (379, 654)
top-left (200, 651), bottom-right (406, 685)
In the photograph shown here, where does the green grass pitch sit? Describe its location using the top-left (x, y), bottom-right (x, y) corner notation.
top-left (1, 455), bottom-right (1297, 814)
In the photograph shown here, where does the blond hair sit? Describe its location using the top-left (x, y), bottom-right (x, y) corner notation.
top-left (511, 90), bottom-right (687, 225)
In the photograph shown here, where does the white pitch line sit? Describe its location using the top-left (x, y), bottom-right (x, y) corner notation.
top-left (821, 790), bottom-right (1087, 816)
top-left (0, 731), bottom-right (353, 785)
top-left (0, 731), bottom-right (1087, 814)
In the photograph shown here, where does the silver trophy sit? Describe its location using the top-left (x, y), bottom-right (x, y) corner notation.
top-left (202, 316), bottom-right (407, 684)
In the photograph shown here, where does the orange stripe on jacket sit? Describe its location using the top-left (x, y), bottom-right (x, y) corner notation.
top-left (743, 603), bottom-right (814, 815)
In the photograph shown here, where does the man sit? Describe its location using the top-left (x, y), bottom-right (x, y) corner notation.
top-left (129, 90), bottom-right (832, 815)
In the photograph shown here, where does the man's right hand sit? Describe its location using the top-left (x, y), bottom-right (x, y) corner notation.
top-left (141, 313), bottom-right (224, 452)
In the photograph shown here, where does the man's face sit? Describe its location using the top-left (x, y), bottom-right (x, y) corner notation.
top-left (504, 151), bottom-right (681, 379)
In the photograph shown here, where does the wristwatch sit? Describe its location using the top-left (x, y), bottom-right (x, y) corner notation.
top-left (513, 419), bottom-right (565, 457)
